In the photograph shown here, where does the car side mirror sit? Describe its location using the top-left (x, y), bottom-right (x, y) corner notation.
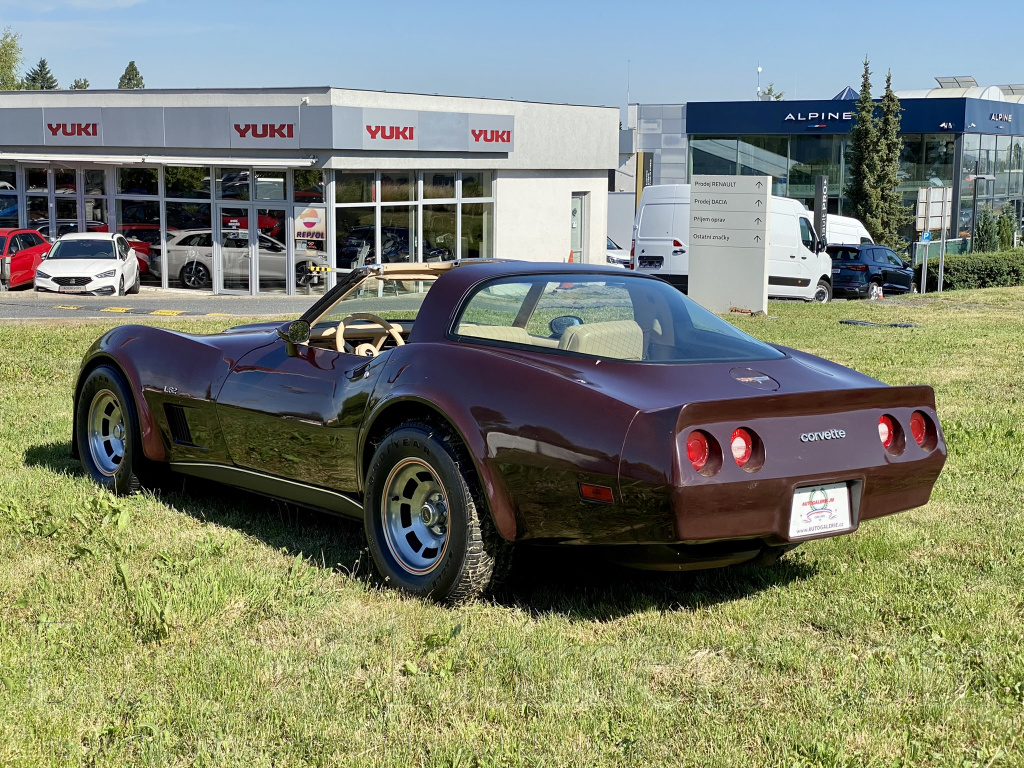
top-left (277, 319), bottom-right (310, 348)
top-left (816, 237), bottom-right (828, 253)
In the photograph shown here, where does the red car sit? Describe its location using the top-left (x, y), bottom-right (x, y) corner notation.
top-left (70, 261), bottom-right (946, 602)
top-left (0, 228), bottom-right (51, 289)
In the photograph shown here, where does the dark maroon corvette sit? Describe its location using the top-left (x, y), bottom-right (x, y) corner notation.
top-left (72, 261), bottom-right (946, 601)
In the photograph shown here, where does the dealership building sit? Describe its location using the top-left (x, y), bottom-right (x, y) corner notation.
top-left (617, 80), bottom-right (1024, 243)
top-left (0, 87), bottom-right (617, 295)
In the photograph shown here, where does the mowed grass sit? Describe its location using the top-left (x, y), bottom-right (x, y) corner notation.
top-left (0, 289), bottom-right (1022, 768)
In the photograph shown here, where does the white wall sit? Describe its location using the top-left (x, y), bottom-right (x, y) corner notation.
top-left (495, 170), bottom-right (608, 264)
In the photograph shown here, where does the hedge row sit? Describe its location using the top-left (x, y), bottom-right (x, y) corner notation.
top-left (913, 249), bottom-right (1024, 292)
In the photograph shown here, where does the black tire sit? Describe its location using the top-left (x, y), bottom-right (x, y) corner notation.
top-left (75, 365), bottom-right (142, 495)
top-left (179, 261), bottom-right (210, 290)
top-left (812, 279), bottom-right (831, 303)
top-left (129, 271), bottom-right (141, 294)
top-left (364, 421), bottom-right (509, 602)
top-left (117, 277), bottom-right (125, 297)
top-left (295, 261), bottom-right (317, 288)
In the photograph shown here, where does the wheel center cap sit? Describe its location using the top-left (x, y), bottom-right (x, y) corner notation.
top-left (112, 424), bottom-right (124, 440)
top-left (419, 499), bottom-right (447, 528)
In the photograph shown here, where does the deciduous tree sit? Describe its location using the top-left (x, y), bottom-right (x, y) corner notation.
top-left (0, 27), bottom-right (23, 90)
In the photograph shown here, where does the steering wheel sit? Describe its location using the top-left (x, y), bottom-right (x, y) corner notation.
top-left (336, 312), bottom-right (406, 356)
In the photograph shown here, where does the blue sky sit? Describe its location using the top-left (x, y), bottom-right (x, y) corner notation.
top-left (2, 0), bottom-right (1023, 110)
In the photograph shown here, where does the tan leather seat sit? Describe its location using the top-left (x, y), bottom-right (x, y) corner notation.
top-left (558, 320), bottom-right (644, 360)
top-left (458, 325), bottom-right (535, 343)
top-left (457, 324), bottom-right (559, 348)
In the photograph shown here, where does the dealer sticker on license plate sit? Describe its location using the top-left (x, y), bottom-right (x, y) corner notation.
top-left (58, 286), bottom-right (85, 293)
top-left (789, 482), bottom-right (852, 539)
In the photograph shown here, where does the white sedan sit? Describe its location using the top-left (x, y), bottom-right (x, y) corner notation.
top-left (34, 232), bottom-right (141, 296)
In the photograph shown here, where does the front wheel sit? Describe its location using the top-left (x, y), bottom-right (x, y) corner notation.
top-left (364, 422), bottom-right (509, 602)
top-left (868, 281), bottom-right (883, 300)
top-left (180, 261), bottom-right (211, 290)
top-left (813, 279), bottom-right (831, 303)
top-left (910, 282), bottom-right (919, 294)
top-left (75, 365), bottom-right (142, 495)
top-left (117, 277), bottom-right (125, 296)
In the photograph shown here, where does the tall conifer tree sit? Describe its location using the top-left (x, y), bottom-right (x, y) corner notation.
top-left (877, 71), bottom-right (912, 249)
top-left (845, 57), bottom-right (882, 239)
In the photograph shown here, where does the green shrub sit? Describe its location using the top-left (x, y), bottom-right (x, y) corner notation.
top-left (914, 249), bottom-right (1024, 292)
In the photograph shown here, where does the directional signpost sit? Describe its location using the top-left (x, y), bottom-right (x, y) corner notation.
top-left (688, 175), bottom-right (771, 314)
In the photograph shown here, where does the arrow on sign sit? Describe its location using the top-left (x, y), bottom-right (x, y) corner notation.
top-left (754, 217), bottom-right (762, 225)
top-left (755, 180), bottom-right (764, 188)
top-left (754, 235), bottom-right (762, 243)
top-left (755, 199), bottom-right (763, 207)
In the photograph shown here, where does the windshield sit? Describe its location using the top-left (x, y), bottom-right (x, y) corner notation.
top-left (314, 276), bottom-right (437, 330)
top-left (454, 274), bottom-right (785, 364)
top-left (47, 240), bottom-right (116, 260)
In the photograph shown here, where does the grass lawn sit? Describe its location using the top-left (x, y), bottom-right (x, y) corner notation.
top-left (1, 289), bottom-right (1022, 767)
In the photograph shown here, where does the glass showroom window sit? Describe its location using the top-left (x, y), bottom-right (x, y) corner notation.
top-left (0, 164), bottom-right (18, 229)
top-left (165, 166), bottom-right (213, 291)
top-left (116, 167), bottom-right (160, 286)
top-left (334, 170), bottom-right (494, 268)
top-left (25, 167), bottom-right (48, 237)
top-left (83, 169), bottom-right (108, 238)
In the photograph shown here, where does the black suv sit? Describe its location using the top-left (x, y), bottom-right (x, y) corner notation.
top-left (828, 244), bottom-right (917, 299)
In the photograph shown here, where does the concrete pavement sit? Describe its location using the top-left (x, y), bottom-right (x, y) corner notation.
top-left (0, 286), bottom-right (321, 320)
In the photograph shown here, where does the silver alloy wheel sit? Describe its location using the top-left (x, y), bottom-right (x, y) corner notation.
top-left (181, 262), bottom-right (209, 289)
top-left (869, 282), bottom-right (883, 300)
top-left (814, 283), bottom-right (829, 302)
top-left (87, 389), bottom-right (126, 476)
top-left (381, 457), bottom-right (450, 574)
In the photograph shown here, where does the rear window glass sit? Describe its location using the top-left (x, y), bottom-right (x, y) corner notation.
top-left (453, 274), bottom-right (784, 364)
top-left (638, 203), bottom-right (682, 238)
top-left (828, 248), bottom-right (863, 261)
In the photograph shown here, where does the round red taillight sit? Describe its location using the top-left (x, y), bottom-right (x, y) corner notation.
top-left (878, 415), bottom-right (895, 450)
top-left (686, 431), bottom-right (710, 472)
top-left (730, 428), bottom-right (753, 466)
top-left (910, 411), bottom-right (927, 446)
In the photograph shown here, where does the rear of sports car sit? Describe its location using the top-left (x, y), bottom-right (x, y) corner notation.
top-left (615, 383), bottom-right (946, 570)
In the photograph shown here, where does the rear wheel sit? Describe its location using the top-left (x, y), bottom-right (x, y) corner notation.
top-left (295, 261), bottom-right (318, 288)
top-left (364, 421), bottom-right (509, 602)
top-left (129, 271), bottom-right (141, 294)
top-left (75, 365), bottom-right (142, 495)
top-left (813, 279), bottom-right (831, 303)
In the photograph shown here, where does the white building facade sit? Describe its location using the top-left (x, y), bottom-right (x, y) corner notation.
top-left (0, 87), bottom-right (617, 295)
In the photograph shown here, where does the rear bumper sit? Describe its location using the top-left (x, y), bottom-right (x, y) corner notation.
top-left (833, 281), bottom-right (870, 298)
top-left (617, 386), bottom-right (947, 549)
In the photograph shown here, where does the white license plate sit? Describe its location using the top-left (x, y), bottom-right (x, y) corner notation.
top-left (832, 268), bottom-right (840, 274)
top-left (58, 286), bottom-right (86, 293)
top-left (789, 482), bottom-right (852, 539)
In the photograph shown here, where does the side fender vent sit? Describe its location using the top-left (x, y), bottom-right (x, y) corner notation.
top-left (164, 403), bottom-right (195, 446)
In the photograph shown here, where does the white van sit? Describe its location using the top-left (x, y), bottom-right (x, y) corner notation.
top-left (826, 215), bottom-right (873, 245)
top-left (631, 184), bottom-right (834, 302)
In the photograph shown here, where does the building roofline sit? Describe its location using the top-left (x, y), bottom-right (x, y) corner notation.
top-left (0, 85), bottom-right (618, 110)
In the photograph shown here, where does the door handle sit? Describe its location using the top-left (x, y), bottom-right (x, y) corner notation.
top-left (789, 254), bottom-right (796, 259)
top-left (672, 249), bottom-right (686, 255)
top-left (800, 256), bottom-right (807, 260)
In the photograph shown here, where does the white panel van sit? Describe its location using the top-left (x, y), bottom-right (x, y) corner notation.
top-left (826, 215), bottom-right (874, 246)
top-left (632, 184), bottom-right (834, 302)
